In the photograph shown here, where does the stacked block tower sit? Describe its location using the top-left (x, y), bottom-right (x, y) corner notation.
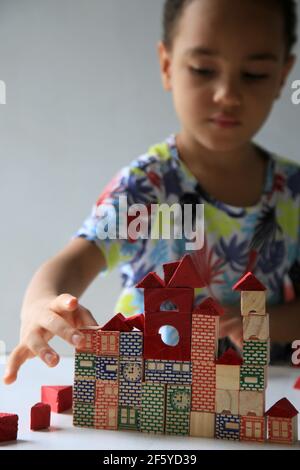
top-left (73, 255), bottom-right (298, 444)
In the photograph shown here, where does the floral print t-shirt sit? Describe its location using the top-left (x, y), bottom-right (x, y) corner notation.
top-left (74, 134), bottom-right (300, 316)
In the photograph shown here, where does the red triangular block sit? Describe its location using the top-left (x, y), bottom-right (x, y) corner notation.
top-left (168, 254), bottom-right (206, 288)
top-left (125, 313), bottom-right (145, 332)
top-left (215, 348), bottom-right (243, 365)
top-left (101, 313), bottom-right (133, 332)
top-left (136, 272), bottom-right (165, 288)
top-left (265, 398), bottom-right (298, 418)
top-left (193, 297), bottom-right (225, 317)
top-left (233, 272), bottom-right (266, 291)
top-left (163, 261), bottom-right (180, 284)
top-left (294, 377), bottom-right (300, 389)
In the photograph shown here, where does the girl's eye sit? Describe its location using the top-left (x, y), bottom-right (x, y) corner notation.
top-left (243, 72), bottom-right (270, 80)
top-left (190, 67), bottom-right (216, 77)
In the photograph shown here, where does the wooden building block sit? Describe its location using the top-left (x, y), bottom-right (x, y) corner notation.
top-left (241, 291), bottom-right (266, 316)
top-left (76, 327), bottom-right (100, 354)
top-left (216, 365), bottom-right (240, 391)
top-left (266, 398), bottom-right (299, 445)
top-left (240, 415), bottom-right (266, 442)
top-left (145, 359), bottom-right (192, 385)
top-left (243, 314), bottom-right (269, 341)
top-left (0, 413), bottom-right (18, 442)
top-left (240, 366), bottom-right (267, 392)
top-left (165, 385), bottom-right (191, 436)
top-left (243, 340), bottom-right (270, 366)
top-left (191, 361), bottom-right (216, 412)
top-left (190, 412), bottom-right (215, 438)
top-left (41, 385), bottom-right (73, 413)
top-left (30, 403), bottom-right (51, 431)
top-left (118, 406), bottom-right (140, 431)
top-left (215, 390), bottom-right (239, 415)
top-left (215, 413), bottom-right (240, 441)
top-left (97, 331), bottom-right (119, 357)
top-left (94, 381), bottom-right (118, 430)
top-left (239, 391), bottom-right (265, 416)
top-left (140, 383), bottom-right (165, 434)
top-left (73, 401), bottom-right (94, 428)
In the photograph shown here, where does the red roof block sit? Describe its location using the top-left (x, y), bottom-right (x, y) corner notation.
top-left (0, 413), bottom-right (18, 442)
top-left (125, 313), bottom-right (145, 332)
top-left (265, 398), bottom-right (299, 418)
top-left (101, 313), bottom-right (133, 332)
top-left (163, 261), bottom-right (180, 284)
top-left (215, 348), bottom-right (243, 365)
top-left (233, 272), bottom-right (266, 291)
top-left (294, 377), bottom-right (300, 390)
top-left (30, 403), bottom-right (51, 431)
top-left (193, 297), bottom-right (225, 317)
top-left (41, 386), bottom-right (73, 413)
top-left (136, 272), bottom-right (165, 288)
top-left (168, 254), bottom-right (206, 288)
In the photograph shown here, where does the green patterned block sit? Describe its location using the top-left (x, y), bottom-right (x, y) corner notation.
top-left (243, 340), bottom-right (269, 366)
top-left (165, 411), bottom-right (190, 436)
top-left (165, 385), bottom-right (191, 436)
top-left (140, 383), bottom-right (165, 434)
top-left (75, 352), bottom-right (96, 378)
top-left (118, 406), bottom-right (140, 431)
top-left (240, 365), bottom-right (266, 391)
top-left (73, 401), bottom-right (95, 428)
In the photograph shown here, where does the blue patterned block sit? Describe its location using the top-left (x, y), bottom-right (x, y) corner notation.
top-left (74, 379), bottom-right (95, 403)
top-left (96, 356), bottom-right (119, 381)
top-left (215, 414), bottom-right (240, 441)
top-left (119, 358), bottom-right (143, 407)
top-left (145, 360), bottom-right (192, 384)
top-left (120, 332), bottom-right (143, 357)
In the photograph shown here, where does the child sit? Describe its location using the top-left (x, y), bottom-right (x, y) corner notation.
top-left (4, 0), bottom-right (300, 384)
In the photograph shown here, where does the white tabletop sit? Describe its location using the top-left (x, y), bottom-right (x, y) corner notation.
top-left (0, 357), bottom-right (299, 450)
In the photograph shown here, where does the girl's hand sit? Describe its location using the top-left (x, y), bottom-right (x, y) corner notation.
top-left (3, 294), bottom-right (98, 384)
top-left (220, 304), bottom-right (243, 349)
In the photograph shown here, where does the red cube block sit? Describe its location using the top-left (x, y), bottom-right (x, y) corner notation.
top-left (41, 385), bottom-right (73, 413)
top-left (0, 413), bottom-right (18, 442)
top-left (30, 403), bottom-right (51, 430)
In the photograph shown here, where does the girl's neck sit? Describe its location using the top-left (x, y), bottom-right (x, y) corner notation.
top-left (176, 131), bottom-right (262, 177)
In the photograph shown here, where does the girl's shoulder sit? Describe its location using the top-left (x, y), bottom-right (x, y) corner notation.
top-left (127, 135), bottom-right (177, 175)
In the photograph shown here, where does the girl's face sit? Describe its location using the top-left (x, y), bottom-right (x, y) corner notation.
top-left (158, 0), bottom-right (295, 152)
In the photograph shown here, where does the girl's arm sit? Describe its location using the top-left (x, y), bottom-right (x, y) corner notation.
top-left (3, 237), bottom-right (106, 384)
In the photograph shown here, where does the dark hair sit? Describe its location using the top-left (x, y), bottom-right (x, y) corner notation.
top-left (162, 0), bottom-right (298, 56)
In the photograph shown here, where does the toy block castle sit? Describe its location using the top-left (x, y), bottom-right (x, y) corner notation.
top-left (72, 254), bottom-right (298, 444)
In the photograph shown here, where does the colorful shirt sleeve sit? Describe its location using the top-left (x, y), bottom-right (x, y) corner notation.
top-left (73, 163), bottom-right (159, 274)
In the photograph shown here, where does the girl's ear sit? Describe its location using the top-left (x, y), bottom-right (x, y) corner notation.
top-left (157, 41), bottom-right (173, 91)
top-left (276, 54), bottom-right (296, 99)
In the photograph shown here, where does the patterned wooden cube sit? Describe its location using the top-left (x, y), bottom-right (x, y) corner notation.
top-left (73, 401), bottom-right (95, 428)
top-left (243, 340), bottom-right (270, 366)
top-left (240, 415), bottom-right (266, 442)
top-left (120, 332), bottom-right (143, 357)
top-left (94, 381), bottom-right (118, 430)
top-left (97, 331), bottom-right (119, 356)
top-left (96, 356), bottom-right (119, 381)
top-left (191, 314), bottom-right (219, 362)
top-left (118, 406), bottom-right (140, 431)
top-left (192, 361), bottom-right (216, 412)
top-left (165, 385), bottom-right (191, 436)
top-left (77, 327), bottom-right (99, 354)
top-left (140, 383), bottom-right (165, 434)
top-left (119, 358), bottom-right (143, 407)
top-left (73, 379), bottom-right (95, 403)
top-left (145, 360), bottom-right (192, 384)
top-left (75, 353), bottom-right (96, 379)
top-left (240, 366), bottom-right (267, 391)
top-left (215, 414), bottom-right (240, 441)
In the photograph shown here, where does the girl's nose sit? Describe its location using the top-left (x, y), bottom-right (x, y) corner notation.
top-left (213, 78), bottom-right (242, 107)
